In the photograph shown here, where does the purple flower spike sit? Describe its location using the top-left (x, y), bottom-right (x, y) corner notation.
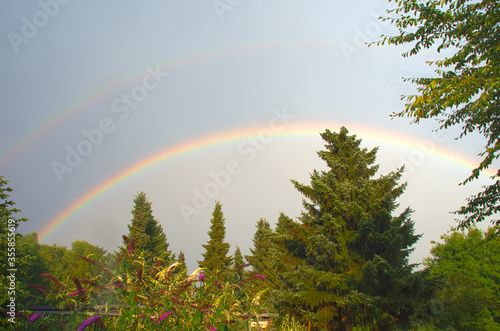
top-left (69, 289), bottom-right (87, 296)
top-left (29, 312), bottom-right (42, 323)
top-left (78, 315), bottom-right (101, 331)
top-left (106, 283), bottom-right (125, 290)
top-left (157, 311), bottom-right (174, 323)
top-left (209, 326), bottom-right (217, 331)
top-left (248, 274), bottom-right (266, 281)
top-left (199, 273), bottom-right (206, 282)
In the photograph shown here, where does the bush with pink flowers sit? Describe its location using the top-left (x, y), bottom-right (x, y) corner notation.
top-left (24, 247), bottom-right (270, 330)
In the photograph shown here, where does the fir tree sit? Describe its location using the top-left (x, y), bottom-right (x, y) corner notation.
top-left (175, 250), bottom-right (187, 275)
top-left (119, 192), bottom-right (172, 265)
top-left (232, 245), bottom-right (245, 280)
top-left (198, 202), bottom-right (232, 277)
top-left (245, 219), bottom-right (272, 273)
top-left (274, 128), bottom-right (436, 330)
top-left (246, 216), bottom-right (296, 309)
top-left (245, 217), bottom-right (289, 287)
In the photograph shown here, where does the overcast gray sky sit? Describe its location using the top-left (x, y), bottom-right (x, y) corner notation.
top-left (1, 1), bottom-right (496, 271)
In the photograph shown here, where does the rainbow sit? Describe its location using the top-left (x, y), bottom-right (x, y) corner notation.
top-left (38, 122), bottom-right (497, 242)
top-left (0, 38), bottom-right (347, 168)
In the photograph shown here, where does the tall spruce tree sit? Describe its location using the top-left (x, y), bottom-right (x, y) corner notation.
top-left (198, 202), bottom-right (232, 277)
top-left (120, 192), bottom-right (172, 265)
top-left (274, 128), bottom-right (436, 330)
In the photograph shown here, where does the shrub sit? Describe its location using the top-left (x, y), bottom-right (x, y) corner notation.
top-left (22, 245), bottom-right (270, 330)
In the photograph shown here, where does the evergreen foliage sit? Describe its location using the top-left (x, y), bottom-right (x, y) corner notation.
top-left (119, 192), bottom-right (172, 265)
top-left (198, 202), bottom-right (232, 277)
top-left (232, 245), bottom-right (246, 280)
top-left (6, 126), bottom-right (492, 328)
top-left (269, 128), bottom-right (436, 329)
top-left (177, 250), bottom-right (187, 271)
top-left (246, 217), bottom-right (290, 290)
top-left (376, 0), bottom-right (500, 228)
top-left (246, 219), bottom-right (273, 275)
top-left (173, 249), bottom-right (187, 276)
top-left (246, 215), bottom-right (299, 312)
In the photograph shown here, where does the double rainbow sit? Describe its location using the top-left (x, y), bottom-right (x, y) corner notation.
top-left (38, 122), bottom-right (496, 242)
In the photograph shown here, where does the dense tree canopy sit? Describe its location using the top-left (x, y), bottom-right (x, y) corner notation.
top-left (376, 0), bottom-right (500, 228)
top-left (425, 226), bottom-right (500, 329)
top-left (38, 243), bottom-right (69, 281)
top-left (267, 128), bottom-right (436, 329)
top-left (17, 235), bottom-right (109, 306)
top-left (16, 233), bottom-right (50, 306)
top-left (66, 240), bottom-right (108, 280)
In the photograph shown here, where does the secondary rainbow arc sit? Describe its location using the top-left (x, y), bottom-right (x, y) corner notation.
top-left (0, 37), bottom-right (346, 168)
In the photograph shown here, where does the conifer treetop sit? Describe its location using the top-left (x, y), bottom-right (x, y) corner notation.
top-left (198, 201), bottom-right (232, 276)
top-left (270, 128), bottom-right (429, 329)
top-left (120, 191), bottom-right (172, 265)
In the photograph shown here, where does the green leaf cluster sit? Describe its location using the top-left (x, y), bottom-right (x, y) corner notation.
top-left (376, 0), bottom-right (500, 228)
top-left (0, 177), bottom-right (29, 314)
top-left (425, 226), bottom-right (500, 329)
